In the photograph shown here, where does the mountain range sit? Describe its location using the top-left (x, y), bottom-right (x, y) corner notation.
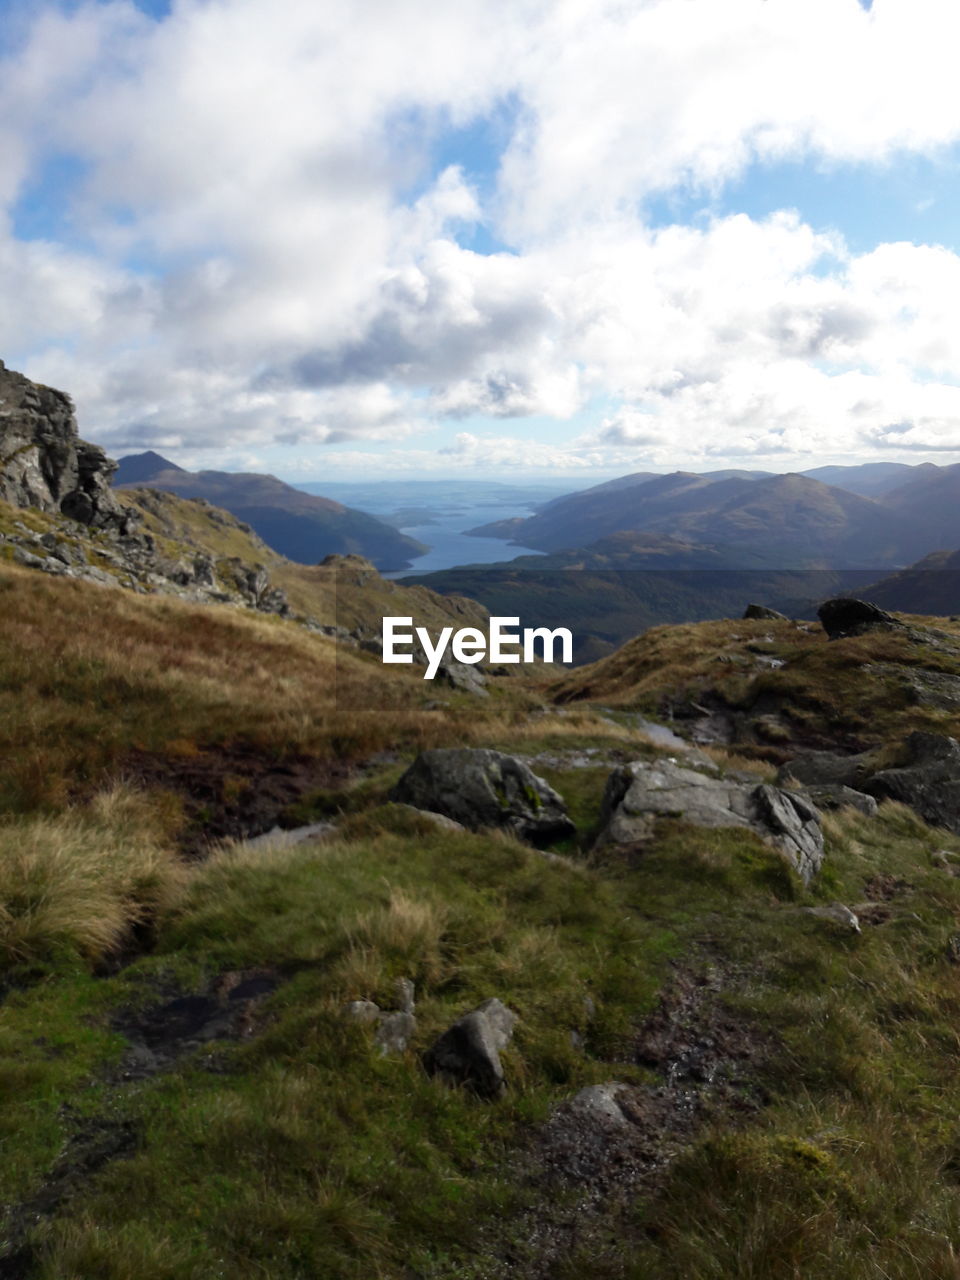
top-left (468, 463), bottom-right (960, 570)
top-left (114, 452), bottom-right (428, 570)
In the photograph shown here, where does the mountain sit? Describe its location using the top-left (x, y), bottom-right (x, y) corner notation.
top-left (114, 452), bottom-right (427, 570)
top-left (486, 469), bottom-right (927, 568)
top-left (113, 449), bottom-right (186, 484)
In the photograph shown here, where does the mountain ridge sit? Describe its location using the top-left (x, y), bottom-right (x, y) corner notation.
top-left (114, 450), bottom-right (428, 570)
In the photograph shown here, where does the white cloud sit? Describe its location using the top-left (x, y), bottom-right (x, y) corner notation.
top-left (4, 0), bottom-right (960, 474)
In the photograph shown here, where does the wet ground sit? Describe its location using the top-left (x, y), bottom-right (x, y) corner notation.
top-left (123, 743), bottom-right (351, 856)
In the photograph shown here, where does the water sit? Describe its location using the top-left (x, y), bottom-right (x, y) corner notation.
top-left (385, 506), bottom-right (547, 577)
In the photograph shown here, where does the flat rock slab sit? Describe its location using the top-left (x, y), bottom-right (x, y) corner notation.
top-left (596, 759), bottom-right (824, 884)
top-left (390, 748), bottom-right (575, 846)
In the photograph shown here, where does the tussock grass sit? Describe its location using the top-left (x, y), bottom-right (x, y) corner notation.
top-left (0, 787), bottom-right (184, 967)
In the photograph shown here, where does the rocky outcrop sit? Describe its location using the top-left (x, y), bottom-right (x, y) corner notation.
top-left (423, 997), bottom-right (517, 1098)
top-left (390, 748), bottom-right (575, 845)
top-left (596, 759), bottom-right (824, 884)
top-left (1, 515), bottom-right (290, 616)
top-left (0, 361), bottom-right (130, 532)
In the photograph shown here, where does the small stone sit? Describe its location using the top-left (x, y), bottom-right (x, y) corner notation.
top-left (423, 997), bottom-right (517, 1098)
top-left (375, 1011), bottom-right (417, 1055)
top-left (345, 1000), bottom-right (381, 1024)
top-left (801, 903), bottom-right (861, 933)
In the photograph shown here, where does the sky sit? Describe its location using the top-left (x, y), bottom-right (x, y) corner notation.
top-left (3, 0), bottom-right (960, 482)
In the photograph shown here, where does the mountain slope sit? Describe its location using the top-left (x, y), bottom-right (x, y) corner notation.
top-left (882, 462), bottom-right (960, 550)
top-left (865, 548), bottom-right (960, 615)
top-left (115, 452), bottom-right (427, 570)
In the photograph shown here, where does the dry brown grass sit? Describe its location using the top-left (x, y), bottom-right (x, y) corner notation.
top-left (0, 786), bottom-right (185, 966)
top-left (0, 565), bottom-right (534, 815)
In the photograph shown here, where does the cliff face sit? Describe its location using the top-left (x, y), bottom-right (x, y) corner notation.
top-left (0, 360), bottom-right (131, 531)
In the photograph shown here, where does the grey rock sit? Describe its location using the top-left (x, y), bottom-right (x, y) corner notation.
top-left (393, 806), bottom-right (467, 833)
top-left (390, 748), bottom-right (575, 845)
top-left (12, 547), bottom-right (44, 569)
top-left (242, 821), bottom-right (337, 852)
top-left (743, 603), bottom-right (788, 621)
top-left (434, 660), bottom-right (489, 697)
top-left (565, 1082), bottom-right (633, 1128)
top-left (346, 1000), bottom-right (381, 1024)
top-left (803, 784), bottom-right (879, 817)
top-left (0, 363), bottom-right (132, 532)
top-left (777, 750), bottom-right (871, 790)
top-left (375, 1011), bottom-right (417, 1055)
top-left (423, 997), bottom-right (517, 1098)
top-left (396, 978), bottom-right (416, 1015)
top-left (863, 732), bottom-right (960, 835)
top-left (818, 597), bottom-right (901, 640)
top-left (801, 902), bottom-right (861, 933)
top-left (596, 759), bottom-right (824, 884)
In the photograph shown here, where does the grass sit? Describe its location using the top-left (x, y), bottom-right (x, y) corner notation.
top-left (0, 562), bottom-right (574, 817)
top-left (0, 787), bottom-right (184, 968)
top-left (6, 791), bottom-right (960, 1277)
top-left (7, 562), bottom-right (960, 1275)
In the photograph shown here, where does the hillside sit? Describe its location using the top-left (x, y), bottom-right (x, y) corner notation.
top-left (4, 563), bottom-right (960, 1276)
top-left (866, 548), bottom-right (960, 616)
top-left (882, 462), bottom-right (960, 550)
top-left (412, 533), bottom-right (868, 662)
top-left (115, 451), bottom-right (428, 570)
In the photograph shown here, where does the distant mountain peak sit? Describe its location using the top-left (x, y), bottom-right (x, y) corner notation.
top-left (115, 451), bottom-right (185, 484)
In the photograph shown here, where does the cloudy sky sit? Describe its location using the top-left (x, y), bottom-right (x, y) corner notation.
top-left (3, 0), bottom-right (960, 480)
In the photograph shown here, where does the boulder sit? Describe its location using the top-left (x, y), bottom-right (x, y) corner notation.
top-left (743, 603), bottom-right (788, 621)
top-left (817, 597), bottom-right (901, 640)
top-left (863, 732), bottom-right (960, 835)
top-left (596, 759), bottom-right (824, 884)
top-left (390, 748), bottom-right (575, 845)
top-left (422, 997), bottom-right (517, 1098)
top-left (803, 784), bottom-right (879, 817)
top-left (777, 750), bottom-right (871, 790)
